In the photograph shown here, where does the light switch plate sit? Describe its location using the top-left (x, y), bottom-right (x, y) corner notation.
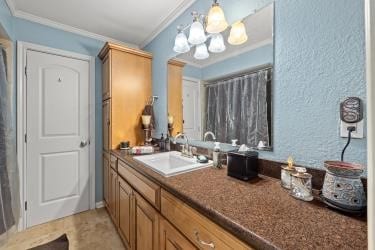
top-left (340, 120), bottom-right (364, 138)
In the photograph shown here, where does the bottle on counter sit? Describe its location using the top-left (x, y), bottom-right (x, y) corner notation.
top-left (281, 156), bottom-right (296, 189)
top-left (290, 167), bottom-right (313, 201)
top-left (159, 133), bottom-right (165, 151)
top-left (213, 142), bottom-right (222, 169)
top-left (165, 134), bottom-right (171, 151)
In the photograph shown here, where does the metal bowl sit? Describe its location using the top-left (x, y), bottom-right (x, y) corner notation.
top-left (324, 161), bottom-right (364, 178)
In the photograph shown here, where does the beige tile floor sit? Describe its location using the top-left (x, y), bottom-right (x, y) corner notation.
top-left (2, 208), bottom-right (125, 250)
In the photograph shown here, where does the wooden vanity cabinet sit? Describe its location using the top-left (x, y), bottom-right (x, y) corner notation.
top-left (106, 155), bottom-right (252, 250)
top-left (159, 218), bottom-right (197, 250)
top-left (118, 177), bottom-right (135, 249)
top-left (135, 192), bottom-right (160, 250)
top-left (103, 152), bottom-right (110, 206)
top-left (109, 167), bottom-right (118, 226)
top-left (99, 42), bottom-right (152, 150)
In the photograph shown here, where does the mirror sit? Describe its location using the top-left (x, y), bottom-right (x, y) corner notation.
top-left (167, 2), bottom-right (274, 151)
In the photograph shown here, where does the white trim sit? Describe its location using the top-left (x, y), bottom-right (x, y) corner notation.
top-left (17, 41), bottom-right (96, 230)
top-left (13, 10), bottom-right (138, 48)
top-left (95, 201), bottom-right (105, 209)
top-left (365, 0), bottom-right (375, 249)
top-left (5, 0), bottom-right (196, 49)
top-left (178, 39), bottom-right (273, 69)
top-left (140, 0), bottom-right (197, 48)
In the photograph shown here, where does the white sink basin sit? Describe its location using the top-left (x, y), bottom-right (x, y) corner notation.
top-left (133, 151), bottom-right (212, 177)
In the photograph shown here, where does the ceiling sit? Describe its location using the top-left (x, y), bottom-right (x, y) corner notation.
top-left (7, 0), bottom-right (196, 47)
top-left (176, 3), bottom-right (273, 68)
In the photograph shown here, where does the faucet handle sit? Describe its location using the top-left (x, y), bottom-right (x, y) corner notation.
top-left (191, 146), bottom-right (197, 156)
top-left (180, 145), bottom-right (185, 154)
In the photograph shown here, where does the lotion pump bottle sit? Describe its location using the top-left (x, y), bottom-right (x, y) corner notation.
top-left (213, 142), bottom-right (222, 169)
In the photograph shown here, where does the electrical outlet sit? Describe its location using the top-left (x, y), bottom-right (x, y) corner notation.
top-left (340, 120), bottom-right (364, 138)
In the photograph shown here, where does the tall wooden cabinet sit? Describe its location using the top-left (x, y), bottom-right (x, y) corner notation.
top-left (167, 59), bottom-right (185, 136)
top-left (99, 42), bottom-right (152, 150)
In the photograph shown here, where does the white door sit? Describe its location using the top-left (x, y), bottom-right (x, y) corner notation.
top-left (183, 79), bottom-right (201, 140)
top-left (26, 50), bottom-right (90, 227)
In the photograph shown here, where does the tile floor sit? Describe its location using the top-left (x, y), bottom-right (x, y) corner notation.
top-left (2, 208), bottom-right (125, 250)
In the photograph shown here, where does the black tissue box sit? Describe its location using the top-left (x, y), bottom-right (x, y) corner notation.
top-left (227, 151), bottom-right (259, 181)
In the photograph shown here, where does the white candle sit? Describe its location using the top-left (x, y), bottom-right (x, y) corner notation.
top-left (142, 115), bottom-right (151, 126)
top-left (168, 114), bottom-right (174, 125)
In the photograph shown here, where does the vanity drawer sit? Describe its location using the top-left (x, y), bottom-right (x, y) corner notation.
top-left (110, 155), bottom-right (117, 170)
top-left (118, 160), bottom-right (160, 209)
top-left (161, 190), bottom-right (251, 250)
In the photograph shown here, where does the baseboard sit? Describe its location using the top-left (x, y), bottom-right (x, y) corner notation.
top-left (95, 201), bottom-right (105, 209)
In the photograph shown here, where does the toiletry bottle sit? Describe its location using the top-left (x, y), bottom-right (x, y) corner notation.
top-left (165, 134), bottom-right (170, 151)
top-left (160, 133), bottom-right (165, 151)
top-left (213, 142), bottom-right (222, 169)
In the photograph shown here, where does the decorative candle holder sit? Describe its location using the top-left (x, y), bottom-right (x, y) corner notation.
top-left (290, 167), bottom-right (313, 201)
top-left (281, 156), bottom-right (296, 189)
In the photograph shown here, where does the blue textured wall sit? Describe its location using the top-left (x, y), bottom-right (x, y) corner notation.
top-left (0, 0), bottom-right (13, 39)
top-left (145, 0), bottom-right (367, 171)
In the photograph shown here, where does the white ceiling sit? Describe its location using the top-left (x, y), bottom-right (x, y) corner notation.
top-left (177, 3), bottom-right (273, 67)
top-left (7, 0), bottom-right (196, 47)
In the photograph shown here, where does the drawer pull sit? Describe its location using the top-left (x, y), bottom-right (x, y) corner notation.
top-left (194, 231), bottom-right (215, 249)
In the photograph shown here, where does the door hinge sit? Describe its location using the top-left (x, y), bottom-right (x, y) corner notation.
top-left (24, 134), bottom-right (27, 143)
top-left (24, 66), bottom-right (27, 77)
top-left (25, 201), bottom-right (27, 211)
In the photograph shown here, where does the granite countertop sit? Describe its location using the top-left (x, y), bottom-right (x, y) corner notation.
top-left (111, 150), bottom-right (367, 250)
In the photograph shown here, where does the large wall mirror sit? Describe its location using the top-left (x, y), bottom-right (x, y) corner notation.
top-left (167, 2), bottom-right (274, 151)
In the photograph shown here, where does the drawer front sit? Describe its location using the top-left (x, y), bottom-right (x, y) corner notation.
top-left (161, 190), bottom-right (251, 250)
top-left (110, 154), bottom-right (117, 170)
top-left (118, 160), bottom-right (160, 209)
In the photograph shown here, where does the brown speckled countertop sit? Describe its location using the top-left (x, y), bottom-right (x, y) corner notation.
top-left (111, 150), bottom-right (367, 250)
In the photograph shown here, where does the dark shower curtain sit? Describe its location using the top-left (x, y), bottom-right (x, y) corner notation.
top-left (0, 45), bottom-right (19, 245)
top-left (205, 69), bottom-right (271, 147)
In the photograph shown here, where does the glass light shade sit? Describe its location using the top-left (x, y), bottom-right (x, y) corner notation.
top-left (206, 4), bottom-right (228, 34)
top-left (228, 21), bottom-right (248, 45)
top-left (194, 43), bottom-right (209, 60)
top-left (188, 21), bottom-right (207, 45)
top-left (208, 33), bottom-right (226, 53)
top-left (173, 32), bottom-right (190, 53)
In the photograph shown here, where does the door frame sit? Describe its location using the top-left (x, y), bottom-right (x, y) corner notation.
top-left (365, 0), bottom-right (375, 248)
top-left (182, 76), bottom-right (202, 140)
top-left (16, 41), bottom-right (96, 230)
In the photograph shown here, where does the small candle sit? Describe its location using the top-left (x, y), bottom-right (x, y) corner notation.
top-left (168, 114), bottom-right (174, 125)
top-left (142, 115), bottom-right (151, 126)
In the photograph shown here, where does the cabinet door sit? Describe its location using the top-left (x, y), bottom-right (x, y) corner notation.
top-left (118, 177), bottom-right (135, 249)
top-left (160, 218), bottom-right (197, 250)
top-left (102, 100), bottom-right (111, 152)
top-left (103, 152), bottom-right (110, 205)
top-left (102, 52), bottom-right (111, 100)
top-left (135, 192), bottom-right (159, 250)
top-left (109, 168), bottom-right (118, 225)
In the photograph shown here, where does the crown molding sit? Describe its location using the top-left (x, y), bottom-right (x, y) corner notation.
top-left (4, 0), bottom-right (138, 48)
top-left (180, 39), bottom-right (274, 69)
top-left (139, 0), bottom-right (197, 48)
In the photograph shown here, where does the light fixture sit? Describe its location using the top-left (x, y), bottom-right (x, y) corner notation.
top-left (194, 43), bottom-right (209, 60)
top-left (228, 20), bottom-right (248, 45)
top-left (209, 33), bottom-right (226, 53)
top-left (206, 0), bottom-right (228, 34)
top-left (173, 30), bottom-right (190, 54)
top-left (188, 14), bottom-right (206, 45)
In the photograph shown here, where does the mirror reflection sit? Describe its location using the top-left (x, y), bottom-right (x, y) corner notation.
top-left (167, 2), bottom-right (274, 150)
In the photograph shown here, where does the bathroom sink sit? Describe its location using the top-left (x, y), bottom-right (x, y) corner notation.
top-left (133, 151), bottom-right (212, 177)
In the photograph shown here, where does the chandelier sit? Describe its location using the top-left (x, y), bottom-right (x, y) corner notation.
top-left (173, 0), bottom-right (248, 60)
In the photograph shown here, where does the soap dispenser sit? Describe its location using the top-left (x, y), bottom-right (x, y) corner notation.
top-left (213, 142), bottom-right (222, 169)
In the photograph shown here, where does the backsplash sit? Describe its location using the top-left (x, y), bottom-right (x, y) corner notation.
top-left (144, 0), bottom-right (367, 173)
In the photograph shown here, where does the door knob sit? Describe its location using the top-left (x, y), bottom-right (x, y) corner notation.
top-left (80, 140), bottom-right (88, 148)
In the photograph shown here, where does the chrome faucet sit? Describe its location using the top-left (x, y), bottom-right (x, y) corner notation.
top-left (173, 133), bottom-right (195, 158)
top-left (203, 131), bottom-right (216, 142)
